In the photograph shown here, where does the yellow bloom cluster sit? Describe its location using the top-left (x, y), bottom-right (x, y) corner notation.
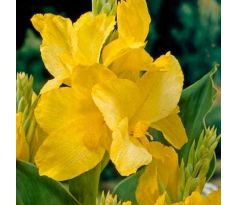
top-left (31, 0), bottom-right (187, 181)
top-left (16, 0), bottom-right (220, 204)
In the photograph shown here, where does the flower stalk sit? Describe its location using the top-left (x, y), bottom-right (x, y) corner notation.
top-left (98, 192), bottom-right (122, 205)
top-left (177, 127), bottom-right (220, 201)
top-left (69, 154), bottom-right (109, 205)
top-left (16, 73), bottom-right (45, 162)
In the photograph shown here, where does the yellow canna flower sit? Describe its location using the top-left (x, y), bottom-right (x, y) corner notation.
top-left (34, 64), bottom-right (116, 181)
top-left (32, 0), bottom-right (186, 180)
top-left (31, 12), bottom-right (116, 93)
top-left (34, 52), bottom-right (186, 180)
top-left (92, 52), bottom-right (187, 176)
top-left (31, 0), bottom-right (156, 92)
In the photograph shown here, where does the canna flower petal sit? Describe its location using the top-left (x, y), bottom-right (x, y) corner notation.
top-left (71, 64), bottom-right (115, 150)
top-left (16, 113), bottom-right (29, 161)
top-left (102, 37), bottom-right (145, 66)
top-left (102, 0), bottom-right (150, 66)
top-left (71, 64), bottom-right (116, 96)
top-left (132, 52), bottom-right (184, 124)
top-left (35, 87), bottom-right (105, 148)
top-left (34, 68), bottom-right (113, 180)
top-left (151, 111), bottom-right (187, 149)
top-left (102, 38), bottom-right (130, 66)
top-left (109, 48), bottom-right (153, 81)
top-left (149, 142), bottom-right (179, 201)
top-left (73, 12), bottom-right (115, 65)
top-left (31, 14), bottom-right (75, 78)
top-left (92, 77), bottom-right (141, 131)
top-left (117, 0), bottom-right (151, 43)
top-left (136, 160), bottom-right (160, 205)
top-left (136, 142), bottom-right (180, 205)
top-left (35, 88), bottom-right (86, 133)
top-left (110, 118), bottom-right (152, 176)
top-left (92, 53), bottom-right (186, 175)
top-left (35, 117), bottom-right (105, 181)
top-left (40, 75), bottom-right (66, 94)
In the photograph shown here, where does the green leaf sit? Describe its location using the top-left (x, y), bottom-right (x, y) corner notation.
top-left (69, 153), bottom-right (109, 205)
top-left (178, 66), bottom-right (218, 162)
top-left (113, 168), bottom-right (144, 205)
top-left (16, 160), bottom-right (80, 205)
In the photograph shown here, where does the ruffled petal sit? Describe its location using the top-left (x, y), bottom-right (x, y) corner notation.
top-left (35, 87), bottom-right (99, 134)
top-left (132, 52), bottom-right (184, 124)
top-left (136, 161), bottom-right (159, 205)
top-left (151, 112), bottom-right (187, 149)
top-left (92, 77), bottom-right (141, 130)
top-left (31, 14), bottom-right (76, 77)
top-left (71, 64), bottom-right (115, 150)
top-left (117, 0), bottom-right (151, 42)
top-left (110, 118), bottom-right (152, 176)
top-left (102, 38), bottom-right (131, 66)
top-left (102, 38), bottom-right (146, 67)
top-left (40, 76), bottom-right (66, 94)
top-left (149, 142), bottom-right (179, 201)
top-left (71, 63), bottom-right (116, 96)
top-left (35, 118), bottom-right (105, 181)
top-left (109, 48), bottom-right (153, 81)
top-left (73, 12), bottom-right (115, 65)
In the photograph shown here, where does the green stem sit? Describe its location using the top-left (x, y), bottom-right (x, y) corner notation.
top-left (69, 153), bottom-right (109, 205)
top-left (69, 165), bottom-right (101, 205)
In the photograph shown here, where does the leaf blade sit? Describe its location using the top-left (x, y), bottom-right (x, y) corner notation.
top-left (178, 67), bottom-right (218, 162)
top-left (16, 160), bottom-right (80, 205)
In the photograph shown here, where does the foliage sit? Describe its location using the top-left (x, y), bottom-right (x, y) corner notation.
top-left (16, 160), bottom-right (80, 205)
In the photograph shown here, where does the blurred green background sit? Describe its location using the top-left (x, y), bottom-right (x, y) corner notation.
top-left (16, 0), bottom-right (221, 189)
